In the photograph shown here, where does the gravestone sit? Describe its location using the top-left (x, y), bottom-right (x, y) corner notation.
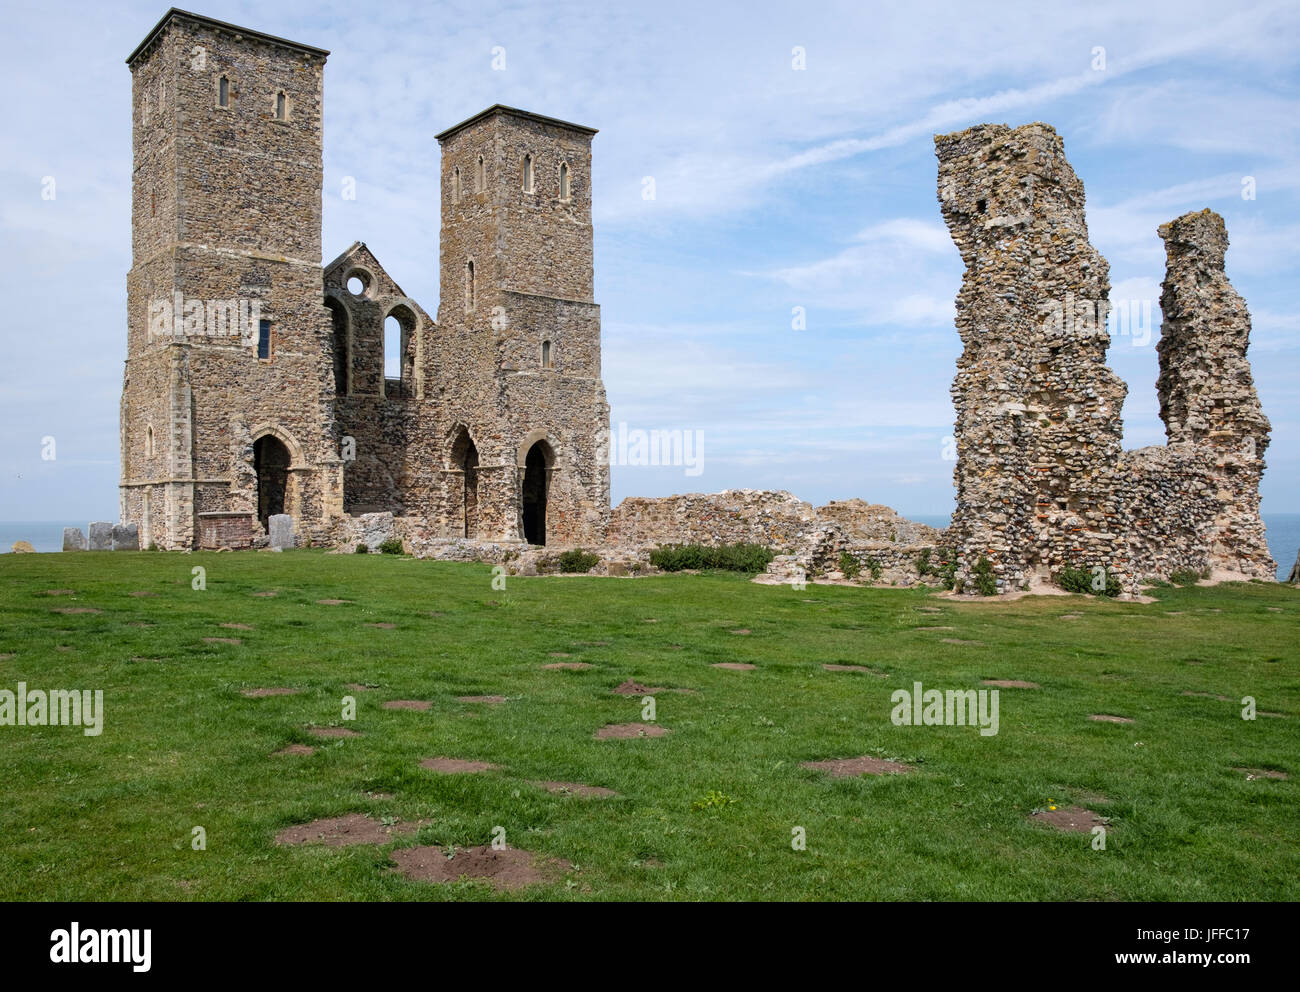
top-left (112, 523), bottom-right (140, 551)
top-left (269, 514), bottom-right (295, 551)
top-left (88, 522), bottom-right (114, 551)
top-left (62, 527), bottom-right (87, 551)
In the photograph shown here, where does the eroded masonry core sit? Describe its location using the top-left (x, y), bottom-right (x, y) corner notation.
top-left (935, 122), bottom-right (1273, 592)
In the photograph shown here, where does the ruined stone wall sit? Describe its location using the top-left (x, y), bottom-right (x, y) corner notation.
top-left (935, 123), bottom-right (1274, 591)
top-left (1155, 210), bottom-right (1274, 577)
top-left (605, 490), bottom-right (821, 550)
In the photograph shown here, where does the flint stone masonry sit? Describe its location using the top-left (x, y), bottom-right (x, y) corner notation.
top-left (63, 528), bottom-right (87, 552)
top-left (120, 11), bottom-right (608, 553)
top-left (268, 514), bottom-right (295, 550)
top-left (88, 522), bottom-right (114, 551)
top-left (935, 122), bottom-right (1274, 592)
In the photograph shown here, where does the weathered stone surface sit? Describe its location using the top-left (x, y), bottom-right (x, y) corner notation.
top-left (1288, 551), bottom-right (1300, 585)
top-left (10, 541), bottom-right (35, 554)
top-left (88, 522), bottom-right (114, 551)
top-left (112, 523), bottom-right (140, 551)
top-left (935, 123), bottom-right (1273, 592)
top-left (62, 528), bottom-right (87, 552)
top-left (268, 514), bottom-right (295, 551)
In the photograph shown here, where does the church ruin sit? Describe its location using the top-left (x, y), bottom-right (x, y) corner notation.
top-left (120, 10), bottom-right (609, 552)
top-left (116, 11), bottom-right (1276, 593)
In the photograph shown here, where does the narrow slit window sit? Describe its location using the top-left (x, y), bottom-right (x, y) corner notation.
top-left (559, 162), bottom-right (570, 200)
top-left (257, 319), bottom-right (271, 359)
top-left (476, 155), bottom-right (485, 192)
top-left (452, 167), bottom-right (461, 203)
top-left (218, 76), bottom-right (229, 107)
top-left (465, 261), bottom-right (475, 311)
top-left (276, 91), bottom-right (286, 120)
top-left (522, 154), bottom-right (533, 192)
top-left (542, 340), bottom-right (551, 368)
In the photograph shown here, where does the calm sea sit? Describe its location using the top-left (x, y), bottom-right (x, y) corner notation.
top-left (5, 514), bottom-right (1300, 580)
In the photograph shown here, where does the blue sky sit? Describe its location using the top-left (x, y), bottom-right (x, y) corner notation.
top-left (2, 0), bottom-right (1297, 521)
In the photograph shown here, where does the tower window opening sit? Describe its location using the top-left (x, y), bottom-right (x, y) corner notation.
top-left (476, 155), bottom-right (485, 192)
top-left (465, 260), bottom-right (475, 311)
top-left (275, 91), bottom-right (286, 120)
top-left (522, 154), bottom-right (533, 193)
top-left (218, 76), bottom-right (229, 107)
top-left (541, 339), bottom-right (551, 368)
top-left (559, 162), bottom-right (570, 200)
top-left (452, 166), bottom-right (461, 203)
top-left (257, 319), bottom-right (271, 359)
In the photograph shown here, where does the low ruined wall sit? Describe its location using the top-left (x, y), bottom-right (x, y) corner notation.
top-left (605, 489), bottom-right (820, 550)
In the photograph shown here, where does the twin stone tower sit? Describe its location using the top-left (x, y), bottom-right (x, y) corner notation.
top-left (119, 9), bottom-right (1273, 593)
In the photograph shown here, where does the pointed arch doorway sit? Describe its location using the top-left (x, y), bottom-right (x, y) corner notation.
top-left (521, 439), bottom-right (554, 546)
top-left (449, 427), bottom-right (479, 538)
top-left (254, 434), bottom-right (290, 530)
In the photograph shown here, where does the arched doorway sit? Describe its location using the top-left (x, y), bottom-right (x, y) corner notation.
top-left (521, 440), bottom-right (554, 546)
top-left (254, 435), bottom-right (291, 530)
top-left (449, 427), bottom-right (479, 538)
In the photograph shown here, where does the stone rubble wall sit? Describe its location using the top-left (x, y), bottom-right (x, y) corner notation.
top-left (935, 123), bottom-right (1275, 593)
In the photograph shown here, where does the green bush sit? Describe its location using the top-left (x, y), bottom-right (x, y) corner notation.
top-left (972, 556), bottom-right (997, 596)
top-left (354, 543), bottom-right (368, 554)
top-left (1058, 564), bottom-right (1121, 597)
top-left (378, 539), bottom-right (404, 555)
top-left (838, 551), bottom-right (862, 580)
top-left (556, 548), bottom-right (600, 574)
top-left (648, 542), bottom-right (775, 574)
top-left (1169, 568), bottom-right (1200, 586)
top-left (915, 547), bottom-right (933, 576)
top-left (868, 559), bottom-right (883, 581)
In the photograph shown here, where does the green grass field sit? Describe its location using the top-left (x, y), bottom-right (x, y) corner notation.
top-left (1, 550), bottom-right (1296, 901)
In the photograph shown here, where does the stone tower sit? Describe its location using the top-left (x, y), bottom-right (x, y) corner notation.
top-left (122, 10), bottom-right (340, 549)
top-left (433, 106), bottom-right (610, 545)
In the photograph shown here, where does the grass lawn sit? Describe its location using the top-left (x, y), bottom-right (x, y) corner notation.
top-left (1, 550), bottom-right (1296, 901)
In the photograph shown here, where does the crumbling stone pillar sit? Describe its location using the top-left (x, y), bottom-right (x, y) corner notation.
top-left (1156, 210), bottom-right (1274, 577)
top-left (935, 123), bottom-right (1127, 592)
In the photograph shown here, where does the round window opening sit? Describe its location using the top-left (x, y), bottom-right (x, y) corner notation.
top-left (347, 275), bottom-right (366, 296)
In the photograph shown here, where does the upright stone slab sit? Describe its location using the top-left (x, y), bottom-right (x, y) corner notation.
top-left (112, 523), bottom-right (140, 551)
top-left (269, 514), bottom-right (295, 551)
top-left (62, 527), bottom-right (87, 551)
top-left (88, 522), bottom-right (114, 551)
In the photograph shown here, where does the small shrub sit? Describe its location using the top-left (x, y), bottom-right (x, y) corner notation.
top-left (972, 556), bottom-right (997, 596)
top-left (691, 790), bottom-right (738, 812)
top-left (648, 542), bottom-right (774, 574)
top-left (936, 558), bottom-right (958, 590)
top-left (1059, 564), bottom-right (1121, 597)
top-left (556, 548), bottom-right (600, 573)
top-left (1169, 568), bottom-right (1200, 587)
top-left (915, 547), bottom-right (933, 577)
top-left (838, 551), bottom-right (862, 580)
top-left (378, 538), bottom-right (404, 555)
top-left (354, 543), bottom-right (368, 554)
top-left (147, 542), bottom-right (160, 552)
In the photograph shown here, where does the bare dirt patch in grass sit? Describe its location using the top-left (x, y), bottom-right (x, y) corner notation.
top-left (802, 756), bottom-right (913, 777)
top-left (383, 700), bottom-right (431, 711)
top-left (346, 683), bottom-right (374, 692)
top-left (275, 814), bottom-right (423, 846)
top-left (1089, 714), bottom-right (1134, 724)
top-left (221, 623), bottom-right (254, 631)
top-left (204, 637), bottom-right (242, 645)
top-left (308, 726), bottom-right (361, 738)
top-left (129, 591), bottom-right (158, 598)
top-left (457, 695), bottom-right (506, 704)
top-left (730, 628), bottom-right (751, 635)
top-left (611, 679), bottom-right (666, 695)
top-left (529, 780), bottom-right (618, 798)
top-left (316, 599), bottom-right (350, 606)
top-left (822, 664), bottom-right (887, 676)
top-left (983, 679), bottom-right (1040, 689)
top-left (1234, 767), bottom-right (1288, 780)
top-left (390, 845), bottom-right (570, 890)
top-left (252, 591), bottom-right (278, 598)
top-left (367, 622), bottom-right (396, 629)
top-left (543, 662), bottom-right (592, 670)
top-left (1030, 806), bottom-right (1108, 832)
top-left (51, 607), bottom-right (101, 615)
top-left (43, 589), bottom-right (77, 596)
top-left (241, 687), bottom-right (300, 698)
top-left (574, 640), bottom-right (610, 647)
top-left (712, 662), bottom-right (756, 671)
top-left (915, 626), bottom-right (955, 631)
top-left (594, 723), bottom-right (669, 740)
top-left (1182, 690), bottom-right (1229, 701)
top-left (941, 638), bottom-right (983, 646)
top-left (273, 744), bottom-right (315, 756)
top-left (1060, 614), bottom-right (1082, 620)
top-left (420, 757), bottom-right (502, 773)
